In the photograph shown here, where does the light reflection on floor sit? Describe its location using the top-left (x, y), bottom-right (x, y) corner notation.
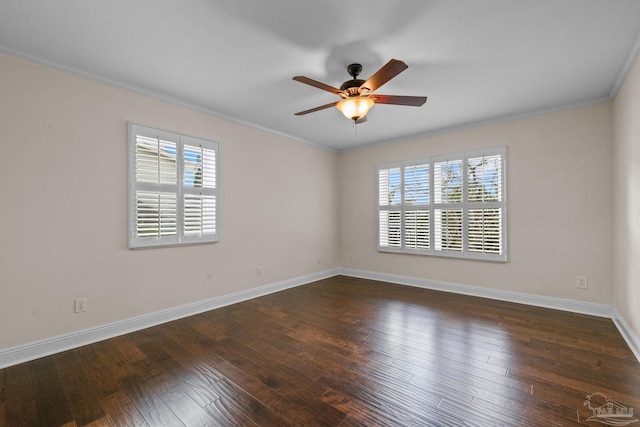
top-left (371, 298), bottom-right (517, 423)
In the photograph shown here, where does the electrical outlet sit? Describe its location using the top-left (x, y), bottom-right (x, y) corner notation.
top-left (576, 276), bottom-right (588, 289)
top-left (257, 266), bottom-right (263, 277)
top-left (74, 297), bottom-right (87, 313)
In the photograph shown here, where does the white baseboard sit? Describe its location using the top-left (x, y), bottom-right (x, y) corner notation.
top-left (612, 308), bottom-right (640, 363)
top-left (339, 268), bottom-right (613, 317)
top-left (0, 269), bottom-right (339, 369)
top-left (339, 268), bottom-right (640, 364)
top-left (3, 268), bottom-right (639, 369)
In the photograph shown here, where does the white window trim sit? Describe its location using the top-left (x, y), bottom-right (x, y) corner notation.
top-left (128, 123), bottom-right (219, 249)
top-left (377, 147), bottom-right (507, 262)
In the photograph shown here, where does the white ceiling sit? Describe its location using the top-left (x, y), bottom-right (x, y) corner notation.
top-left (2, 1), bottom-right (640, 151)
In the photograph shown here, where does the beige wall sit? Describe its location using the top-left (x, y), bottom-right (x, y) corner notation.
top-left (0, 54), bottom-right (339, 350)
top-left (0, 50), bottom-right (630, 355)
top-left (339, 102), bottom-right (613, 304)
top-left (613, 54), bottom-right (640, 339)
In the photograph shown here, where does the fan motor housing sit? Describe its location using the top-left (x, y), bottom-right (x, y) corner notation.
top-left (340, 63), bottom-right (366, 94)
top-left (340, 79), bottom-right (365, 92)
top-left (292, 59), bottom-right (425, 118)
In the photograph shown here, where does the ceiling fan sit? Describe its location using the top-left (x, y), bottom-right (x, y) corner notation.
top-left (293, 59), bottom-right (427, 123)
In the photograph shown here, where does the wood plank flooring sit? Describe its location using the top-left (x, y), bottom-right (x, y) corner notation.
top-left (1, 275), bottom-right (639, 426)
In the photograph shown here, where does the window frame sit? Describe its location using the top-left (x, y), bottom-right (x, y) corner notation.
top-left (377, 147), bottom-right (507, 262)
top-left (128, 123), bottom-right (219, 249)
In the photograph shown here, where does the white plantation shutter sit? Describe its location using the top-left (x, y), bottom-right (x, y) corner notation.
top-left (378, 165), bottom-right (402, 250)
top-left (136, 191), bottom-right (177, 238)
top-left (377, 147), bottom-right (506, 261)
top-left (468, 208), bottom-right (502, 254)
top-left (379, 211), bottom-right (401, 248)
top-left (434, 159), bottom-right (462, 204)
top-left (467, 153), bottom-right (502, 202)
top-left (404, 164), bottom-right (430, 205)
top-left (182, 138), bottom-right (218, 244)
top-left (467, 152), bottom-right (503, 256)
top-left (403, 162), bottom-right (430, 251)
top-left (129, 124), bottom-right (219, 248)
top-left (184, 195), bottom-right (217, 236)
top-left (378, 166), bottom-right (402, 207)
top-left (433, 157), bottom-right (463, 255)
top-left (434, 209), bottom-right (463, 252)
top-left (135, 136), bottom-right (177, 185)
top-left (404, 210), bottom-right (429, 250)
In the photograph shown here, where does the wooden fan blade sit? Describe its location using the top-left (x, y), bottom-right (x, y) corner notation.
top-left (293, 76), bottom-right (344, 95)
top-left (373, 94), bottom-right (427, 106)
top-left (359, 59), bottom-right (408, 93)
top-left (294, 101), bottom-right (339, 116)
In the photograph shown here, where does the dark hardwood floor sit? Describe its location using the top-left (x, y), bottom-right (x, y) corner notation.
top-left (1, 275), bottom-right (639, 426)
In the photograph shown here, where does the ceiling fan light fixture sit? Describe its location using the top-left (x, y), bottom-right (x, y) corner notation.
top-left (337, 97), bottom-right (374, 121)
top-left (294, 59), bottom-right (425, 121)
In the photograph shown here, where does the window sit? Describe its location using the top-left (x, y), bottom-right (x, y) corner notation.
top-left (378, 147), bottom-right (506, 262)
top-left (128, 123), bottom-right (218, 248)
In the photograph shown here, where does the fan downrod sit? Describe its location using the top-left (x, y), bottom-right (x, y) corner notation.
top-left (292, 58), bottom-right (427, 118)
top-left (341, 63), bottom-right (365, 92)
top-left (346, 63), bottom-right (362, 79)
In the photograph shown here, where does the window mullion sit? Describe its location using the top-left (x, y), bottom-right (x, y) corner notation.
top-left (462, 153), bottom-right (469, 255)
top-left (400, 163), bottom-right (405, 250)
top-left (155, 137), bottom-right (161, 185)
top-left (429, 161), bottom-right (435, 253)
top-left (177, 137), bottom-right (185, 244)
